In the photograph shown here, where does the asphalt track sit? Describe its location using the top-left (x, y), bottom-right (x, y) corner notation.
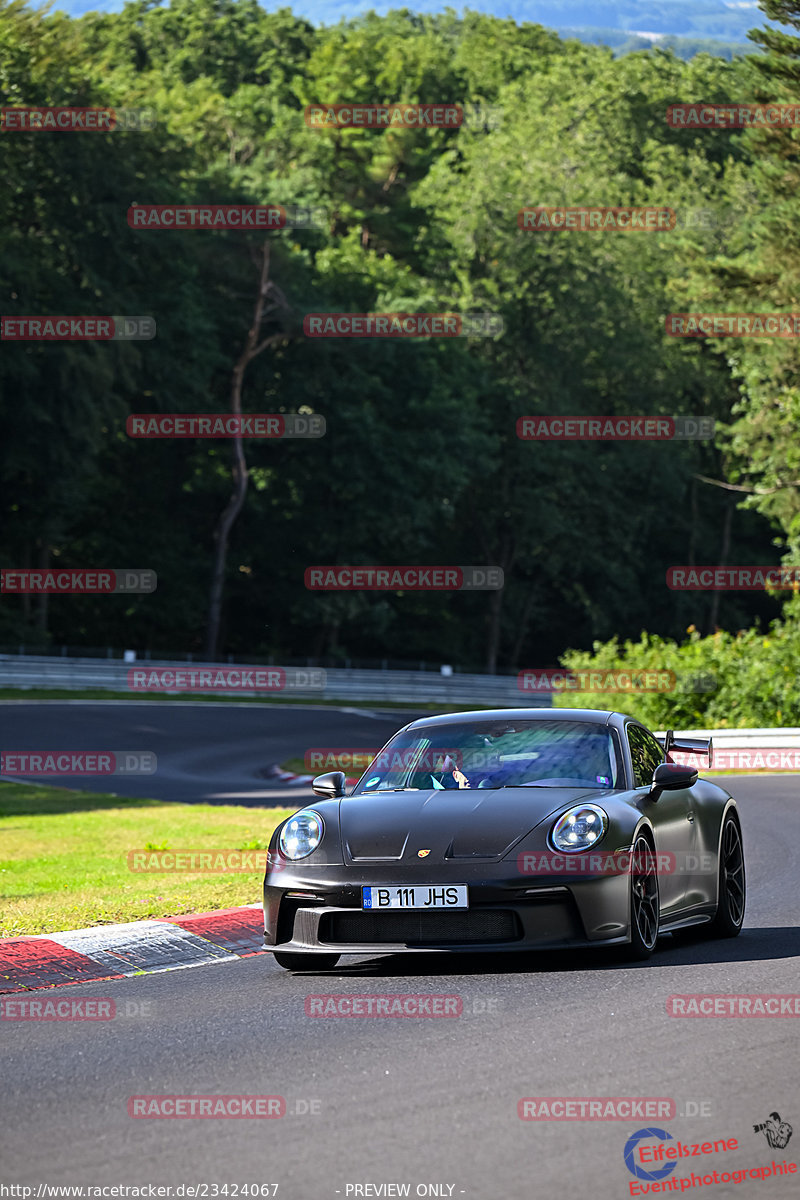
top-left (1, 706), bottom-right (799, 1196)
top-left (0, 701), bottom-right (422, 804)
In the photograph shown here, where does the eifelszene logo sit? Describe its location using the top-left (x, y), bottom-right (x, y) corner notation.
top-left (623, 1128), bottom-right (676, 1182)
top-left (753, 1111), bottom-right (793, 1149)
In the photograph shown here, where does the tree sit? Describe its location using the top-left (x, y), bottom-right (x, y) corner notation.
top-left (205, 241), bottom-right (290, 660)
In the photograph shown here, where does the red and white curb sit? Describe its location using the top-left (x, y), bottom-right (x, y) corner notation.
top-left (269, 765), bottom-right (358, 787)
top-left (0, 904), bottom-right (266, 993)
top-left (269, 765), bottom-right (315, 785)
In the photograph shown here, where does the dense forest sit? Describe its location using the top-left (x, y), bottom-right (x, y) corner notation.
top-left (61, 0), bottom-right (781, 48)
top-left (2, 0), bottom-right (800, 681)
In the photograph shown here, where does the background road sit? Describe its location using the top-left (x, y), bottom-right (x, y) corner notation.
top-left (0, 701), bottom-right (423, 804)
top-left (1, 753), bottom-right (798, 1196)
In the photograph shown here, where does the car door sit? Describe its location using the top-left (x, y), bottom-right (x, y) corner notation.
top-left (627, 723), bottom-right (696, 917)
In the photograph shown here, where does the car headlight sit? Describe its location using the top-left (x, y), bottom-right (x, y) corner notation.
top-left (279, 810), bottom-right (324, 860)
top-left (549, 804), bottom-right (608, 852)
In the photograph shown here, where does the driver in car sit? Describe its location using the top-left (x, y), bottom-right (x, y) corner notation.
top-left (432, 749), bottom-right (511, 789)
top-left (432, 754), bottom-right (472, 788)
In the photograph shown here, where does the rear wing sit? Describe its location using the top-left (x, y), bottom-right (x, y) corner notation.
top-left (656, 730), bottom-right (714, 768)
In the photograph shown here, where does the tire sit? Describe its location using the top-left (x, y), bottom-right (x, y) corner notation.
top-left (708, 815), bottom-right (746, 938)
top-left (272, 951), bottom-right (341, 971)
top-left (625, 835), bottom-right (660, 960)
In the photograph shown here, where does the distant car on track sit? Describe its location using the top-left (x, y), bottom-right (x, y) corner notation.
top-left (263, 708), bottom-right (745, 970)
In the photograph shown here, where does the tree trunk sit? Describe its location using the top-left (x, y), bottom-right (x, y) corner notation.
top-left (205, 363), bottom-right (249, 661)
top-left (687, 475), bottom-right (699, 631)
top-left (708, 495), bottom-right (734, 634)
top-left (688, 475), bottom-right (698, 566)
top-left (485, 586), bottom-right (504, 673)
top-left (35, 543), bottom-right (50, 639)
top-left (509, 584), bottom-right (536, 669)
top-left (205, 242), bottom-right (288, 660)
top-left (21, 541), bottom-right (31, 627)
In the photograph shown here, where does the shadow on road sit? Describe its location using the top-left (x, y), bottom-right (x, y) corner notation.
top-left (278, 926), bottom-right (800, 977)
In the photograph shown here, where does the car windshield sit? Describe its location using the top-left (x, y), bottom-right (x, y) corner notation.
top-left (351, 720), bottom-right (621, 793)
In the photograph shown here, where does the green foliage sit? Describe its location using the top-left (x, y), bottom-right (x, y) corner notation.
top-left (558, 592), bottom-right (800, 727)
top-left (0, 1), bottom-right (796, 673)
top-left (665, 3), bottom-right (800, 561)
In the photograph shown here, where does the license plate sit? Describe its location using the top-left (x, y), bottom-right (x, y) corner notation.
top-left (362, 885), bottom-right (468, 910)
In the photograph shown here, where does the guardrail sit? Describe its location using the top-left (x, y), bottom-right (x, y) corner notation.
top-left (0, 654), bottom-right (550, 706)
top-left (2, 658), bottom-right (799, 743)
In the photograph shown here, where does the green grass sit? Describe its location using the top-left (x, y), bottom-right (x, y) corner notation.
top-left (0, 782), bottom-right (294, 937)
top-left (280, 757), bottom-right (311, 775)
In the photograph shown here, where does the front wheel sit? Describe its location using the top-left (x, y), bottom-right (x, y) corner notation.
top-left (625, 835), bottom-right (660, 960)
top-left (708, 815), bottom-right (746, 938)
top-left (272, 951), bottom-right (341, 971)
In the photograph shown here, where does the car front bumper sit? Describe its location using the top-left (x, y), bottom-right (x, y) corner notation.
top-left (263, 870), bottom-right (632, 955)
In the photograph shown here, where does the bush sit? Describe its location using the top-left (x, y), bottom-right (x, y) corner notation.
top-left (555, 593), bottom-right (800, 728)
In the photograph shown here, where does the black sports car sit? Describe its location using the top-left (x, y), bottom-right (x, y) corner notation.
top-left (263, 708), bottom-right (745, 970)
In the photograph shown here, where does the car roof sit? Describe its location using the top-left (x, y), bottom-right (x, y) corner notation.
top-left (404, 708), bottom-right (632, 731)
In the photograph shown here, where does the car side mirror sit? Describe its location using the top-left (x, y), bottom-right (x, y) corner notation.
top-left (312, 770), bottom-right (346, 799)
top-left (650, 761), bottom-right (698, 800)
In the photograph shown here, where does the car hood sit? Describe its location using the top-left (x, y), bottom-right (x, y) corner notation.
top-left (340, 786), bottom-right (604, 862)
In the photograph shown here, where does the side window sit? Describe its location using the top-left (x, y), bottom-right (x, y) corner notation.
top-left (641, 729), bottom-right (665, 776)
top-left (627, 725), bottom-right (663, 788)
